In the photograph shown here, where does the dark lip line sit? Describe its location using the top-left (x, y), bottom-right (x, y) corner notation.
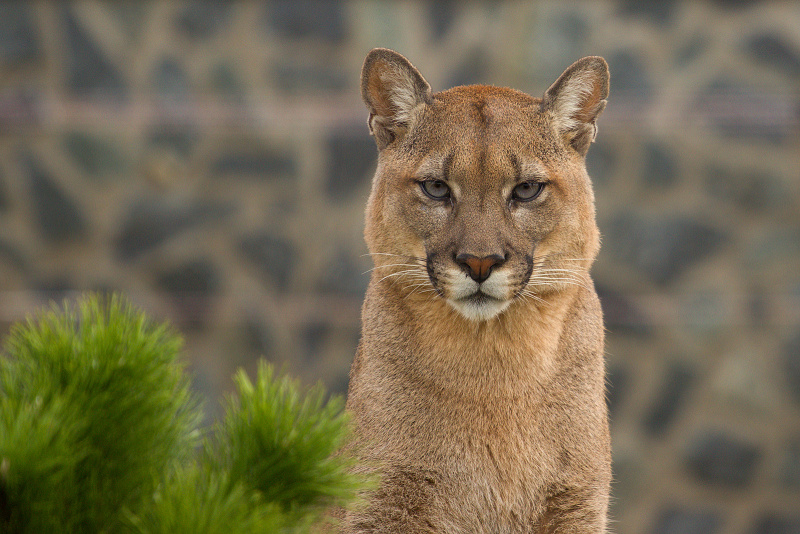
top-left (458, 291), bottom-right (502, 303)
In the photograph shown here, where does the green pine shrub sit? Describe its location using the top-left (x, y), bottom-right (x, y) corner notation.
top-left (208, 363), bottom-right (362, 527)
top-left (0, 294), bottom-right (367, 534)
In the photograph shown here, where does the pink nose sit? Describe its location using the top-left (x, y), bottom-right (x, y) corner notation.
top-left (455, 253), bottom-right (505, 283)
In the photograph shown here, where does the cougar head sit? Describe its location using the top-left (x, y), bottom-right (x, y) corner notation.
top-left (361, 48), bottom-right (608, 322)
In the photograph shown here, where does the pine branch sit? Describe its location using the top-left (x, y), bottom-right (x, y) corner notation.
top-left (0, 293), bottom-right (370, 533)
top-left (1, 294), bottom-right (202, 533)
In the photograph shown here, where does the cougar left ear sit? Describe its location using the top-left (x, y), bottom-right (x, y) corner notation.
top-left (542, 56), bottom-right (609, 156)
top-left (361, 48), bottom-right (432, 150)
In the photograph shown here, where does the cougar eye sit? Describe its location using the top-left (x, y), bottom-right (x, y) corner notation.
top-left (512, 181), bottom-right (545, 202)
top-left (420, 179), bottom-right (451, 200)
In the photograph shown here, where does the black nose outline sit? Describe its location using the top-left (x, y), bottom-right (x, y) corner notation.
top-left (455, 253), bottom-right (506, 283)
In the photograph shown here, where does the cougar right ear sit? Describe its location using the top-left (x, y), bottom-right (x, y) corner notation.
top-left (361, 48), bottom-right (432, 149)
top-left (542, 56), bottom-right (609, 156)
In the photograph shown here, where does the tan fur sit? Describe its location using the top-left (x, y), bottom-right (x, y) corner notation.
top-left (342, 48), bottom-right (611, 533)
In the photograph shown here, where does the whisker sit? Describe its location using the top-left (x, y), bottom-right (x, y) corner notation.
top-left (517, 289), bottom-right (547, 306)
top-left (406, 285), bottom-right (437, 297)
top-left (532, 277), bottom-right (591, 288)
top-left (533, 267), bottom-right (588, 273)
top-left (362, 263), bottom-right (428, 275)
top-left (377, 269), bottom-right (428, 284)
top-left (404, 283), bottom-right (438, 299)
top-left (527, 277), bottom-right (592, 292)
top-left (364, 252), bottom-right (426, 263)
top-left (529, 273), bottom-right (590, 283)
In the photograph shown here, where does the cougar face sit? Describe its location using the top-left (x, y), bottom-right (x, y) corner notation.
top-left (362, 49), bottom-right (606, 322)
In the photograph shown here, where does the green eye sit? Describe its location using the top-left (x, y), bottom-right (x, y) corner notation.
top-left (420, 179), bottom-right (451, 200)
top-left (512, 181), bottom-right (545, 202)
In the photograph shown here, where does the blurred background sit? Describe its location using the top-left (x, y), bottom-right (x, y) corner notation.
top-left (0, 1), bottom-right (798, 532)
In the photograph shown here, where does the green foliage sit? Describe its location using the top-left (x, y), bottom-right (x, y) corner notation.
top-left (0, 294), bottom-right (200, 533)
top-left (0, 294), bottom-right (366, 534)
top-left (209, 363), bottom-right (362, 524)
top-left (124, 465), bottom-right (288, 534)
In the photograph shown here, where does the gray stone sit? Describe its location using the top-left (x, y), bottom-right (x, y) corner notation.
top-left (596, 284), bottom-right (652, 335)
top-left (63, 131), bottom-right (128, 178)
top-left (606, 50), bottom-right (653, 102)
top-left (62, 6), bottom-right (127, 99)
top-left (147, 125), bottom-right (199, 158)
top-left (554, 12), bottom-right (590, 50)
top-left (208, 61), bottom-right (244, 100)
top-left (605, 362), bottom-right (631, 419)
top-left (696, 78), bottom-right (792, 144)
top-left (712, 0), bottom-right (765, 9)
top-left (23, 154), bottom-right (87, 243)
top-left (748, 514), bottom-right (800, 534)
top-left (0, 238), bottom-right (29, 272)
top-left (155, 260), bottom-right (221, 328)
top-left (174, 1), bottom-right (231, 40)
top-left (326, 129), bottom-right (375, 201)
top-left (242, 312), bottom-right (275, 357)
top-left (327, 366), bottom-right (351, 397)
top-left (642, 142), bottom-right (678, 188)
top-left (685, 430), bottom-right (761, 487)
top-left (316, 249), bottom-right (369, 297)
top-left (32, 277), bottom-right (74, 303)
top-left (746, 227), bottom-right (800, 272)
top-left (155, 259), bottom-right (220, 297)
top-left (746, 33), bottom-right (800, 77)
top-left (211, 146), bottom-right (296, 181)
top-left (603, 213), bottom-right (726, 286)
top-left (429, 0), bottom-right (461, 41)
top-left (585, 139), bottom-right (617, 186)
top-left (238, 233), bottom-right (296, 291)
top-left (0, 89), bottom-right (42, 129)
top-left (240, 316), bottom-right (276, 360)
top-left (652, 507), bottom-right (722, 534)
top-left (445, 48), bottom-right (491, 88)
top-left (116, 198), bottom-right (232, 260)
top-left (152, 58), bottom-right (190, 100)
top-left (524, 12), bottom-right (589, 85)
top-left (785, 331), bottom-right (800, 406)
top-left (643, 362), bottom-right (695, 436)
top-left (106, 4), bottom-right (146, 41)
top-left (779, 439), bottom-right (800, 489)
top-left (0, 4), bottom-right (40, 64)
top-left (712, 350), bottom-right (782, 414)
top-left (299, 321), bottom-right (330, 363)
top-left (617, 0), bottom-right (678, 26)
top-left (0, 169), bottom-right (7, 211)
top-left (675, 35), bottom-right (709, 67)
top-left (705, 166), bottom-right (790, 214)
top-left (267, 0), bottom-right (347, 42)
top-left (272, 61), bottom-right (348, 94)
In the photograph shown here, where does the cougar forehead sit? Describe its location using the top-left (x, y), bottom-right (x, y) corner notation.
top-left (411, 85), bottom-right (562, 160)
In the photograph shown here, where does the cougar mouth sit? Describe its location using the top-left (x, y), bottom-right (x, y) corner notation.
top-left (449, 292), bottom-right (511, 322)
top-left (447, 283), bottom-right (512, 322)
top-left (425, 255), bottom-right (515, 321)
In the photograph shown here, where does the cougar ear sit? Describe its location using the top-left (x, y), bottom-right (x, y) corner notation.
top-left (542, 56), bottom-right (609, 156)
top-left (361, 48), bottom-right (432, 149)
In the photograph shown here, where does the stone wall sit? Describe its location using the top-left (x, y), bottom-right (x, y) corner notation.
top-left (1, 2), bottom-right (799, 532)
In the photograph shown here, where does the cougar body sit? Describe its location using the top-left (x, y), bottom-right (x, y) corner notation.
top-left (343, 48), bottom-right (611, 533)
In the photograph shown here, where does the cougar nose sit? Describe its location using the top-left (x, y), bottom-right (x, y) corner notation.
top-left (455, 253), bottom-right (505, 283)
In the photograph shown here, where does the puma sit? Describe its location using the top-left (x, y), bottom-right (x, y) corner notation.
top-left (342, 48), bottom-right (611, 533)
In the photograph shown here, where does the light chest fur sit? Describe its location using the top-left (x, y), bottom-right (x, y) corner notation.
top-left (343, 49), bottom-right (611, 533)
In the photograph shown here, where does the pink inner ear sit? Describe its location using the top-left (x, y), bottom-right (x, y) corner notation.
top-left (575, 75), bottom-right (606, 124)
top-left (366, 61), bottom-right (398, 119)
